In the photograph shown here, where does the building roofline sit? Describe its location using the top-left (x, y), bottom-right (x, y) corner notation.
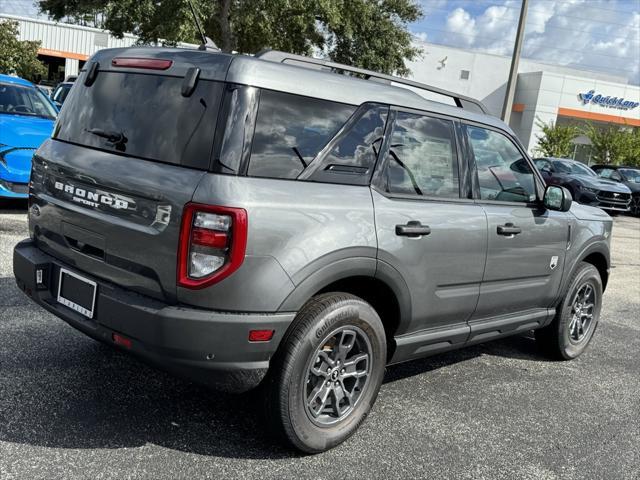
top-left (0, 13), bottom-right (137, 39)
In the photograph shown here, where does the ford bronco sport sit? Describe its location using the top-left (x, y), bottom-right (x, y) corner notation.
top-left (13, 47), bottom-right (612, 453)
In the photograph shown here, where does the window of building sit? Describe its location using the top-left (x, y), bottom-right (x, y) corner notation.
top-left (466, 125), bottom-right (537, 203)
top-left (385, 112), bottom-right (459, 198)
top-left (248, 90), bottom-right (356, 179)
top-left (460, 70), bottom-right (470, 80)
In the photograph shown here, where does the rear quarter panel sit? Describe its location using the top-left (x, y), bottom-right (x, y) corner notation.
top-left (185, 175), bottom-right (377, 311)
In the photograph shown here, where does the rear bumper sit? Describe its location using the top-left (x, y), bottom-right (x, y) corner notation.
top-left (13, 239), bottom-right (296, 393)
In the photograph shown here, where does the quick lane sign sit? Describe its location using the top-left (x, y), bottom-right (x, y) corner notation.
top-left (578, 90), bottom-right (639, 110)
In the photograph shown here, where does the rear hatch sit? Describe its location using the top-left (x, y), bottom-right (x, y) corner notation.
top-left (29, 47), bottom-right (233, 303)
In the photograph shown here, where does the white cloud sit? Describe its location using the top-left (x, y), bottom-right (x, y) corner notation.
top-left (433, 0), bottom-right (640, 85)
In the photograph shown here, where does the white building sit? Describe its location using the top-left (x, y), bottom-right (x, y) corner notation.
top-left (1, 13), bottom-right (139, 80)
top-left (3, 13), bottom-right (638, 161)
top-left (407, 41), bottom-right (640, 161)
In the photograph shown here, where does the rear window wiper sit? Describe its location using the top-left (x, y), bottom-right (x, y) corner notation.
top-left (85, 127), bottom-right (128, 151)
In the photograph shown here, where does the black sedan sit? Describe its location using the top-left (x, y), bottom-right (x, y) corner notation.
top-left (534, 157), bottom-right (632, 213)
top-left (591, 164), bottom-right (640, 216)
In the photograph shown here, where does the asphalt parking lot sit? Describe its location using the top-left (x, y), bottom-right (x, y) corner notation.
top-left (1, 200), bottom-right (639, 480)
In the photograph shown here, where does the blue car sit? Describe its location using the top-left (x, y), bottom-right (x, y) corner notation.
top-left (0, 74), bottom-right (58, 199)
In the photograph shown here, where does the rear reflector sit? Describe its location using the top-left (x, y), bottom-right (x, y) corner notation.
top-left (191, 227), bottom-right (228, 248)
top-left (111, 57), bottom-right (173, 70)
top-left (112, 333), bottom-right (132, 349)
top-left (248, 330), bottom-right (275, 342)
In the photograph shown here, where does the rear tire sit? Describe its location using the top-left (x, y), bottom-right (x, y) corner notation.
top-left (266, 293), bottom-right (386, 453)
top-left (535, 262), bottom-right (602, 360)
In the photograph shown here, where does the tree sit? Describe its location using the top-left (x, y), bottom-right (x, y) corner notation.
top-left (0, 20), bottom-right (48, 81)
top-left (38, 0), bottom-right (423, 76)
top-left (583, 123), bottom-right (632, 166)
top-left (534, 118), bottom-right (579, 158)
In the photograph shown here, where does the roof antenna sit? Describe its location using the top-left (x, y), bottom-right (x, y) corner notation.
top-left (186, 0), bottom-right (220, 51)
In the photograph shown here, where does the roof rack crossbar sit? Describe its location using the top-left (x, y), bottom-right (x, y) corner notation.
top-left (256, 49), bottom-right (489, 114)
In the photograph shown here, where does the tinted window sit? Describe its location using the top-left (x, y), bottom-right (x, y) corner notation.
top-left (552, 160), bottom-right (596, 176)
top-left (307, 104), bottom-right (388, 184)
top-left (596, 167), bottom-right (615, 178)
top-left (620, 168), bottom-right (640, 182)
top-left (467, 126), bottom-right (536, 203)
top-left (248, 90), bottom-right (356, 179)
top-left (534, 159), bottom-right (553, 171)
top-left (385, 112), bottom-right (459, 198)
top-left (0, 82), bottom-right (57, 119)
top-left (54, 72), bottom-right (223, 169)
top-left (53, 84), bottom-right (71, 103)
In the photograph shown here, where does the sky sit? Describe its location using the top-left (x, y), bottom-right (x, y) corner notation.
top-left (1, 0), bottom-right (639, 85)
top-left (411, 0), bottom-right (640, 85)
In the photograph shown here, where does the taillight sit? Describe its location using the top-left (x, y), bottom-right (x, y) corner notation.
top-left (178, 203), bottom-right (248, 289)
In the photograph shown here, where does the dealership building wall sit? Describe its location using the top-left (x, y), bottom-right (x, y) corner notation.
top-left (406, 41), bottom-right (640, 161)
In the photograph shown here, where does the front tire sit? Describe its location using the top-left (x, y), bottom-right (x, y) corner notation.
top-left (266, 293), bottom-right (386, 453)
top-left (535, 262), bottom-right (602, 360)
top-left (630, 195), bottom-right (640, 217)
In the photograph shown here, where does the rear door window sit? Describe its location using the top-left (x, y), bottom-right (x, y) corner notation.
top-left (248, 90), bottom-right (356, 179)
top-left (54, 72), bottom-right (223, 169)
top-left (384, 111), bottom-right (460, 198)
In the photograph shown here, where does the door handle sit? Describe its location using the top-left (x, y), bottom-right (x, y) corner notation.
top-left (396, 221), bottom-right (431, 237)
top-left (497, 223), bottom-right (522, 236)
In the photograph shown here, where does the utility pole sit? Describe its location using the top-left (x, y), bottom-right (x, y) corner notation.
top-left (501, 0), bottom-right (529, 124)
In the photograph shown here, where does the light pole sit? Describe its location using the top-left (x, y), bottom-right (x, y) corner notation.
top-left (501, 0), bottom-right (529, 124)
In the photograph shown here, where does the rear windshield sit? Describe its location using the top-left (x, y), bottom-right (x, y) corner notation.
top-left (54, 72), bottom-right (223, 169)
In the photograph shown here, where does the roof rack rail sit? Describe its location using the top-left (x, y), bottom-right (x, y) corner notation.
top-left (255, 49), bottom-right (489, 115)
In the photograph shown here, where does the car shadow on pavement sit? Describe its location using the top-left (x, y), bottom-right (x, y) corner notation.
top-left (0, 290), bottom-right (552, 461)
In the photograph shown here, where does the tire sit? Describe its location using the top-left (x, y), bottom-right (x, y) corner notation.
top-left (535, 262), bottom-right (602, 360)
top-left (630, 195), bottom-right (640, 217)
top-left (266, 292), bottom-right (386, 453)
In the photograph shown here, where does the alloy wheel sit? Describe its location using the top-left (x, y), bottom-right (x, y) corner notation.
top-left (304, 326), bottom-right (372, 426)
top-left (568, 282), bottom-right (596, 343)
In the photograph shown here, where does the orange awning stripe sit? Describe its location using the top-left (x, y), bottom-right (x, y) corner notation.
top-left (557, 107), bottom-right (640, 127)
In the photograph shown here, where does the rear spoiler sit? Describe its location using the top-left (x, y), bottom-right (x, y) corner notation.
top-left (256, 49), bottom-right (489, 115)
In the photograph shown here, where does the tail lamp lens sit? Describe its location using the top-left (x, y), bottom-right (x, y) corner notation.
top-left (178, 204), bottom-right (248, 289)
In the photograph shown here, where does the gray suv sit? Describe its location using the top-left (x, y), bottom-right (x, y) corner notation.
top-left (13, 47), bottom-right (612, 453)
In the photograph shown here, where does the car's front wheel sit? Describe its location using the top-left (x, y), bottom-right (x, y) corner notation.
top-left (630, 195), bottom-right (640, 217)
top-left (266, 293), bottom-right (386, 453)
top-left (535, 262), bottom-right (602, 359)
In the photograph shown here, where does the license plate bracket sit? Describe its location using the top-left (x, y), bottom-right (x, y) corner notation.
top-left (57, 268), bottom-right (97, 319)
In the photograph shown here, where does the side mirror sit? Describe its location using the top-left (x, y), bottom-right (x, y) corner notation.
top-left (544, 185), bottom-right (572, 212)
top-left (611, 173), bottom-right (622, 182)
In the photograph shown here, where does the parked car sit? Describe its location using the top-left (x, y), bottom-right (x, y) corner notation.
top-left (51, 81), bottom-right (74, 108)
top-left (0, 74), bottom-right (57, 199)
top-left (36, 84), bottom-right (54, 97)
top-left (591, 164), bottom-right (640, 216)
top-left (534, 157), bottom-right (631, 213)
top-left (14, 47), bottom-right (612, 453)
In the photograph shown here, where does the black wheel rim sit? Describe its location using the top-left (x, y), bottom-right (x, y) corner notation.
top-left (631, 197), bottom-right (640, 216)
top-left (568, 282), bottom-right (596, 344)
top-left (304, 326), bottom-right (372, 426)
